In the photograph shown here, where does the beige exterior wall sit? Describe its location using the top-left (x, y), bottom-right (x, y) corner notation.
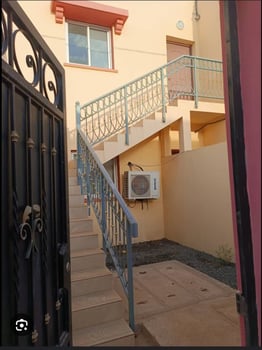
top-left (17, 1), bottom-right (233, 259)
top-left (18, 0), bottom-right (212, 153)
top-left (109, 130), bottom-right (234, 262)
top-left (162, 142), bottom-right (235, 261)
top-left (192, 0), bottom-right (222, 59)
top-left (116, 132), bottom-right (234, 261)
top-left (170, 130), bottom-right (200, 151)
top-left (198, 120), bottom-right (227, 147)
top-left (119, 136), bottom-right (165, 243)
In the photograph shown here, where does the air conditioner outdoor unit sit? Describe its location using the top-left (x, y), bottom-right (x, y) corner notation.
top-left (123, 171), bottom-right (160, 200)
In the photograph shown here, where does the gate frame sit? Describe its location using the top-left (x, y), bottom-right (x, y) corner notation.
top-left (220, 0), bottom-right (260, 346)
top-left (1, 1), bottom-right (72, 346)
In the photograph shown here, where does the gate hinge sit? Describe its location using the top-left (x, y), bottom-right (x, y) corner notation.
top-left (235, 291), bottom-right (247, 316)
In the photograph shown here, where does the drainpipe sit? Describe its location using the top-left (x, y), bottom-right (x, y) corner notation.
top-left (194, 0), bottom-right (201, 21)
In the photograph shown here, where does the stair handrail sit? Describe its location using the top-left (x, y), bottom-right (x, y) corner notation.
top-left (76, 101), bottom-right (138, 331)
top-left (78, 55), bottom-right (223, 146)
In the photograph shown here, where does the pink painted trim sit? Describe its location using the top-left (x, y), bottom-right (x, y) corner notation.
top-left (54, 6), bottom-right (64, 24)
top-left (114, 18), bottom-right (124, 35)
top-left (236, 2), bottom-right (261, 344)
top-left (51, 0), bottom-right (128, 35)
top-left (219, 0), bottom-right (245, 345)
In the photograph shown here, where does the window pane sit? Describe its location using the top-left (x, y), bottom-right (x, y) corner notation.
top-left (90, 28), bottom-right (109, 68)
top-left (68, 23), bottom-right (88, 65)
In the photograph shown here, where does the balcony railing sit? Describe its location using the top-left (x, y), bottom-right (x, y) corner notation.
top-left (78, 55), bottom-right (223, 146)
top-left (76, 102), bottom-right (138, 331)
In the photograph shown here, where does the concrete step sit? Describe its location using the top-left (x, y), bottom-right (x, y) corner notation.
top-left (70, 232), bottom-right (98, 251)
top-left (71, 248), bottom-right (105, 272)
top-left (69, 159), bottom-right (77, 168)
top-left (69, 185), bottom-right (81, 195)
top-left (69, 206), bottom-right (88, 219)
top-left (69, 194), bottom-right (85, 207)
top-left (72, 289), bottom-right (124, 329)
top-left (69, 177), bottom-right (78, 186)
top-left (67, 162), bottom-right (133, 347)
top-left (71, 268), bottom-right (113, 297)
top-left (68, 168), bottom-right (77, 177)
top-left (73, 318), bottom-right (134, 346)
top-left (70, 218), bottom-right (93, 234)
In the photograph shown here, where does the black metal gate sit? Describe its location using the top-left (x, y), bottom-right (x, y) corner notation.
top-left (1, 1), bottom-right (71, 346)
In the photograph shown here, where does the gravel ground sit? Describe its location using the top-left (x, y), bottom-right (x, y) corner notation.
top-left (131, 239), bottom-right (237, 289)
top-left (107, 238), bottom-right (237, 289)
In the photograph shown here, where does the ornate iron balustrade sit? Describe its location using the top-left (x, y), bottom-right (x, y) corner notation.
top-left (79, 55), bottom-right (223, 146)
top-left (76, 102), bottom-right (138, 331)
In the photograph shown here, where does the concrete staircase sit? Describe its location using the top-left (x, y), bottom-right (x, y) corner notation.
top-left (92, 99), bottom-right (225, 164)
top-left (68, 160), bottom-right (135, 346)
top-left (93, 104), bottom-right (184, 163)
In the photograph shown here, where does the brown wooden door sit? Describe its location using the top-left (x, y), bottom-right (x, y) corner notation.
top-left (166, 42), bottom-right (193, 100)
top-left (166, 41), bottom-right (191, 62)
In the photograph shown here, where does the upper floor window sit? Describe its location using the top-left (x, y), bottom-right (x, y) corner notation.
top-left (67, 22), bottom-right (112, 69)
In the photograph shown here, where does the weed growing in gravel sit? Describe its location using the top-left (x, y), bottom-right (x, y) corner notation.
top-left (215, 244), bottom-right (233, 265)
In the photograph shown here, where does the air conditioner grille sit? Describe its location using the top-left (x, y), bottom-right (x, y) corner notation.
top-left (131, 174), bottom-right (150, 196)
top-left (122, 171), bottom-right (160, 199)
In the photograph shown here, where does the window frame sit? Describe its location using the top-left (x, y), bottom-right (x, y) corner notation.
top-left (66, 20), bottom-right (112, 69)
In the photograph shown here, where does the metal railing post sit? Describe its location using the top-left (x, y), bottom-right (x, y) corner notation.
top-left (101, 175), bottom-right (107, 252)
top-left (127, 222), bottom-right (135, 331)
top-left (193, 57), bottom-right (199, 108)
top-left (160, 67), bottom-right (166, 122)
top-left (85, 149), bottom-right (91, 217)
top-left (124, 86), bottom-right (129, 145)
top-left (75, 101), bottom-right (81, 186)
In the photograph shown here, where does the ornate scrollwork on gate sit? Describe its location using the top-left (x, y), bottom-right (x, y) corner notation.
top-left (12, 28), bottom-right (40, 88)
top-left (2, 5), bottom-right (63, 110)
top-left (19, 205), bottom-right (43, 259)
top-left (1, 10), bottom-right (8, 57)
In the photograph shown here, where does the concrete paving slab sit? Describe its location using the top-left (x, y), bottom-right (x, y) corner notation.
top-left (132, 260), bottom-right (241, 346)
top-left (134, 265), bottom-right (198, 315)
top-left (210, 294), bottom-right (240, 324)
top-left (133, 279), bottom-right (167, 319)
top-left (142, 296), bottom-right (241, 346)
top-left (153, 260), bottom-right (234, 300)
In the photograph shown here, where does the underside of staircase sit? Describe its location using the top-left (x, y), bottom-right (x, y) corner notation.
top-left (68, 160), bottom-right (135, 346)
top-left (92, 99), bottom-right (224, 164)
top-left (93, 103), bottom-right (184, 163)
